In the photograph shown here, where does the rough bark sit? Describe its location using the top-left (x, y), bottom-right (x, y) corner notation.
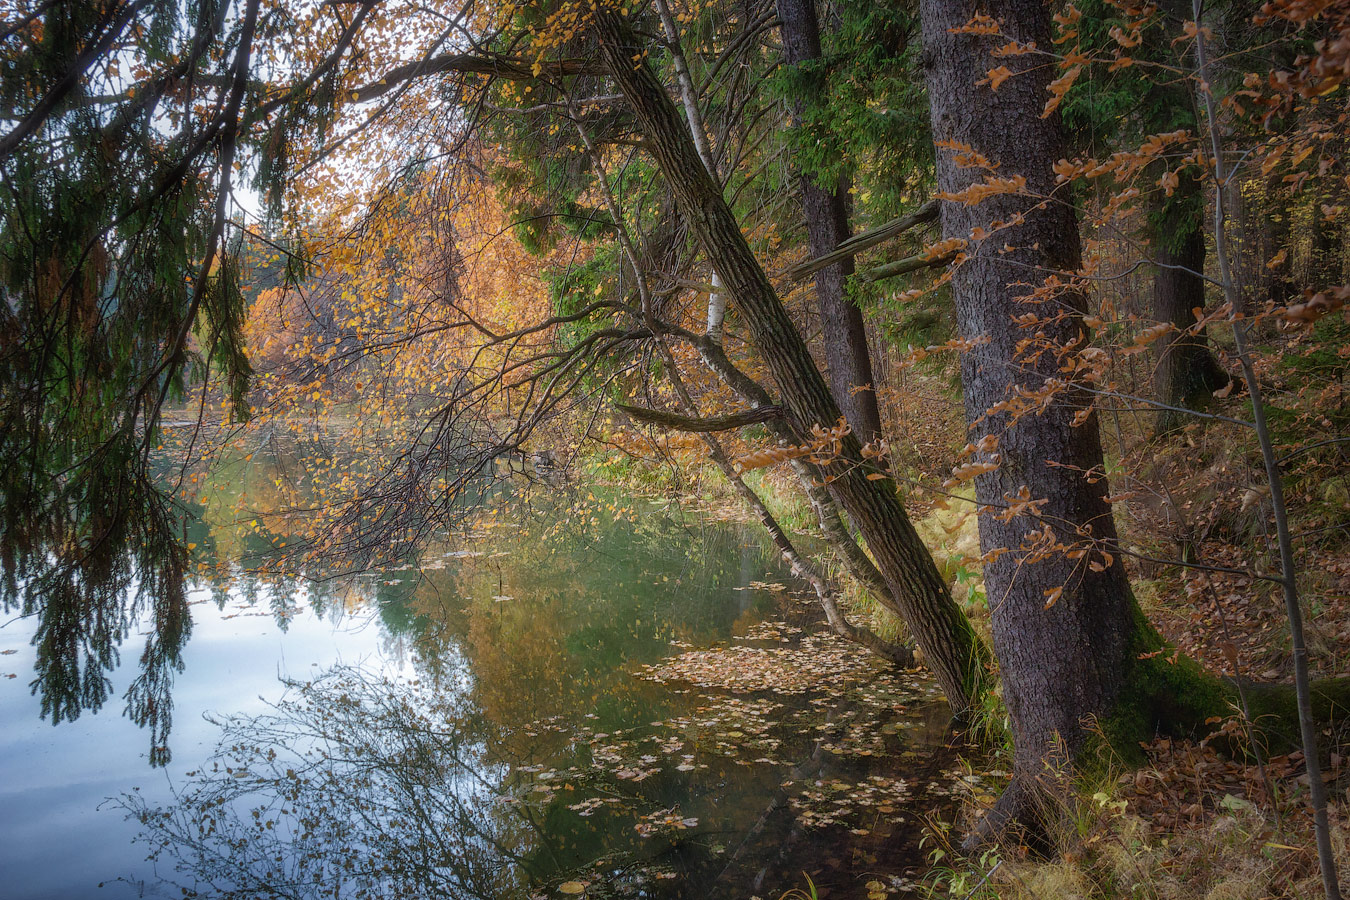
top-left (919, 1), bottom-right (1350, 849)
top-left (776, 0), bottom-right (883, 445)
top-left (592, 8), bottom-right (987, 712)
top-left (919, 0), bottom-right (1138, 789)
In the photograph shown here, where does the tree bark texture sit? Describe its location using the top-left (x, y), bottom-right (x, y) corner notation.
top-left (592, 8), bottom-right (986, 712)
top-left (776, 0), bottom-right (884, 445)
top-left (919, 0), bottom-right (1138, 778)
top-left (1151, 187), bottom-right (1230, 433)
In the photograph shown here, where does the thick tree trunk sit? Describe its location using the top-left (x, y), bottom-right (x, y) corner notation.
top-left (919, 0), bottom-right (1138, 794)
top-left (1152, 188), bottom-right (1230, 434)
top-left (776, 0), bottom-right (883, 444)
top-left (592, 8), bottom-right (987, 712)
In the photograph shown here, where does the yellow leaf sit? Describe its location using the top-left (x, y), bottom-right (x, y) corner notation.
top-left (558, 883), bottom-right (586, 895)
top-left (1043, 586), bottom-right (1063, 609)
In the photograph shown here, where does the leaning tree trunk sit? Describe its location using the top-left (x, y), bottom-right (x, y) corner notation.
top-left (919, 0), bottom-right (1140, 823)
top-left (777, 0), bottom-right (883, 444)
top-left (591, 8), bottom-right (987, 713)
top-left (1152, 182), bottom-right (1230, 434)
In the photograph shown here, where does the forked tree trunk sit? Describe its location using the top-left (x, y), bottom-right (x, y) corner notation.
top-left (919, 0), bottom-right (1139, 809)
top-left (777, 0), bottom-right (884, 444)
top-left (592, 8), bottom-right (987, 712)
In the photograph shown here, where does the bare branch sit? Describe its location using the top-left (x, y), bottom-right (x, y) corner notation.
top-left (351, 53), bottom-right (606, 103)
top-left (614, 403), bottom-right (785, 432)
top-left (779, 200), bottom-right (940, 283)
top-left (856, 250), bottom-right (954, 283)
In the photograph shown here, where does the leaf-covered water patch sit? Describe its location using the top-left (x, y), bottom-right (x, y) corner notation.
top-left (638, 631), bottom-right (940, 698)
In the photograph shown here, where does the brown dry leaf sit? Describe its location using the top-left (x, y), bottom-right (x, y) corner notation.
top-left (1042, 65), bottom-right (1083, 118)
top-left (985, 65), bottom-right (1014, 90)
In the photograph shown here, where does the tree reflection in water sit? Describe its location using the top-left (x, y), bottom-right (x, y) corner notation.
top-left (107, 480), bottom-right (961, 899)
top-left (3, 477), bottom-right (191, 768)
top-left (120, 665), bottom-right (536, 900)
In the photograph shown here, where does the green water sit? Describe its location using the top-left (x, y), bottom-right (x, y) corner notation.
top-left (2, 443), bottom-right (965, 899)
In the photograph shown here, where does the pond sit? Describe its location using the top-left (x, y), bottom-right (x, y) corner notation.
top-left (0, 445), bottom-right (973, 899)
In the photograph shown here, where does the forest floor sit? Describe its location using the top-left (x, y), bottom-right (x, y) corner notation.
top-left (664, 367), bottom-right (1350, 899)
top-left (897, 375), bottom-right (1350, 899)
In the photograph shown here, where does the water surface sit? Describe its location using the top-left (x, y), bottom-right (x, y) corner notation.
top-left (1, 451), bottom-right (962, 899)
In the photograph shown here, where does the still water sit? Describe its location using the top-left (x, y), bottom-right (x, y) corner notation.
top-left (1, 450), bottom-right (959, 899)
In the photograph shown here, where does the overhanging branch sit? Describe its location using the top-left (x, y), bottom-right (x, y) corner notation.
top-left (351, 53), bottom-right (607, 103)
top-left (780, 199), bottom-right (940, 283)
top-left (615, 402), bottom-right (785, 432)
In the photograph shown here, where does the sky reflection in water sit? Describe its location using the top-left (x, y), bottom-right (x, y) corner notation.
top-left (1, 456), bottom-right (956, 899)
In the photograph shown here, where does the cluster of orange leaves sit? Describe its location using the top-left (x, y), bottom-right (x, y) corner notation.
top-left (936, 175), bottom-right (1027, 207)
top-left (1282, 285), bottom-right (1350, 324)
top-left (732, 418), bottom-right (851, 475)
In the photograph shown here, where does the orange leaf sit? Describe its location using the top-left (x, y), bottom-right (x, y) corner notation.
top-left (985, 65), bottom-right (1014, 91)
top-left (1042, 65), bottom-right (1082, 118)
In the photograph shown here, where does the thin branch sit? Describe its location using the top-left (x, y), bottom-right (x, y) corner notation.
top-left (351, 53), bottom-right (605, 103)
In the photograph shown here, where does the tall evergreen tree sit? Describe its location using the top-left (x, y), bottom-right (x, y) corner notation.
top-left (0, 0), bottom-right (370, 760)
top-left (919, 0), bottom-right (1141, 833)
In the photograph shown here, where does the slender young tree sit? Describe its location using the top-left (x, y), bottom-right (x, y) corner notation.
top-left (588, 6), bottom-right (989, 712)
top-left (776, 0), bottom-right (883, 443)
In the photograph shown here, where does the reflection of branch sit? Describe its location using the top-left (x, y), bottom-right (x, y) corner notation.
top-left (615, 403), bottom-right (784, 432)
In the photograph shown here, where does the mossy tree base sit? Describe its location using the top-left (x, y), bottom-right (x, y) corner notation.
top-left (965, 600), bottom-right (1350, 853)
top-left (1105, 605), bottom-right (1350, 763)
